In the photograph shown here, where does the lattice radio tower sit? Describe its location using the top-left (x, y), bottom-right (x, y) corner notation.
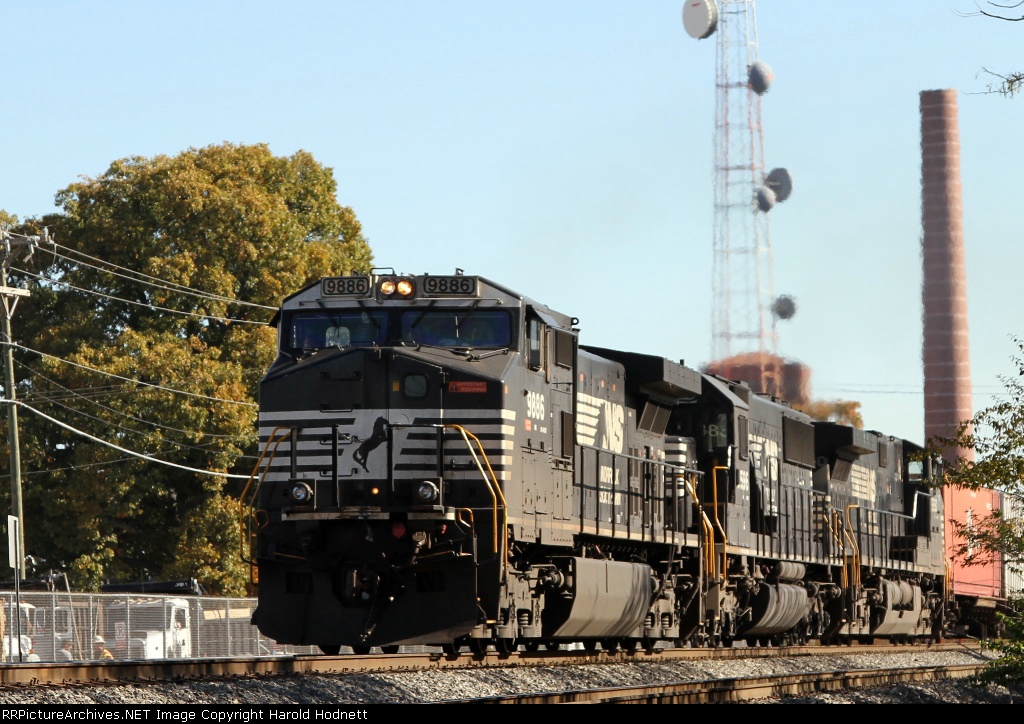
top-left (684, 0), bottom-right (793, 393)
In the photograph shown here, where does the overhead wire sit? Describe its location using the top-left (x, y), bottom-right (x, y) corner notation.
top-left (0, 454), bottom-right (148, 479)
top-left (28, 391), bottom-right (257, 459)
top-left (11, 400), bottom-right (251, 480)
top-left (12, 266), bottom-right (269, 326)
top-left (7, 340), bottom-right (258, 407)
top-left (1, 231), bottom-right (263, 480)
top-left (14, 359), bottom-right (251, 441)
top-left (44, 242), bottom-right (276, 310)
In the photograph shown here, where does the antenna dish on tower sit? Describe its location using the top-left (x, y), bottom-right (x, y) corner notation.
top-left (771, 295), bottom-right (797, 321)
top-left (683, 0), bottom-right (719, 40)
top-left (765, 167), bottom-right (793, 202)
top-left (755, 186), bottom-right (776, 212)
top-left (748, 60), bottom-right (773, 95)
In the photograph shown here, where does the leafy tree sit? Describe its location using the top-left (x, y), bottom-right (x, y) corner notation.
top-left (972, 596), bottom-right (1024, 688)
top-left (0, 142), bottom-right (372, 594)
top-left (932, 336), bottom-right (1024, 572)
top-left (929, 336), bottom-right (1024, 683)
top-left (793, 399), bottom-right (864, 428)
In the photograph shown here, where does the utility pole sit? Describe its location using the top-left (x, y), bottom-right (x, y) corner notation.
top-left (0, 229), bottom-right (36, 575)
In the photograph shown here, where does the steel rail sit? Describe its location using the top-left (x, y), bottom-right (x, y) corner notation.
top-left (0, 641), bottom-right (986, 689)
top-left (438, 663), bottom-right (991, 704)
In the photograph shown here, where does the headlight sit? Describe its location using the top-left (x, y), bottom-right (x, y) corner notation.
top-left (289, 482), bottom-right (313, 503)
top-left (415, 481), bottom-right (439, 503)
top-left (396, 279), bottom-right (414, 297)
top-left (379, 279), bottom-right (397, 296)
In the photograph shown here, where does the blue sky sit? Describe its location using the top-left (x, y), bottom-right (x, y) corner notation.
top-left (2, 1), bottom-right (1021, 445)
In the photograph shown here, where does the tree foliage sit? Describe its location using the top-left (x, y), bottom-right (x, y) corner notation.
top-left (0, 142), bottom-right (372, 594)
top-left (793, 399), bottom-right (863, 428)
top-left (928, 336), bottom-right (1024, 679)
top-left (930, 336), bottom-right (1024, 571)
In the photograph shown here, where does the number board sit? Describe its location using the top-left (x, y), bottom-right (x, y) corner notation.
top-left (322, 276), bottom-right (371, 296)
top-left (422, 275), bottom-right (478, 296)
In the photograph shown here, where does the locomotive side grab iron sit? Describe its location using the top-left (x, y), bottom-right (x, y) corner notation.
top-left (245, 269), bottom-right (954, 654)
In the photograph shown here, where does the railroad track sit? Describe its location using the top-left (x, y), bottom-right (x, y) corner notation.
top-left (0, 640), bottom-right (985, 690)
top-left (441, 663), bottom-right (991, 704)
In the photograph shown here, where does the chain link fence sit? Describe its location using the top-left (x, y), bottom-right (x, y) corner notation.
top-left (0, 591), bottom-right (320, 662)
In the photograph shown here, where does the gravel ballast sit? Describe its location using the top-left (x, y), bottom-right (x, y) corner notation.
top-left (0, 647), bottom-right (1020, 704)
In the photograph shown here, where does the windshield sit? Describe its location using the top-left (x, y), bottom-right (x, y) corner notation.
top-left (284, 309), bottom-right (512, 353)
top-left (401, 310), bottom-right (511, 348)
top-left (288, 311), bottom-right (387, 352)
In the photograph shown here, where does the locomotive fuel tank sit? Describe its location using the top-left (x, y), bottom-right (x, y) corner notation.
top-left (539, 558), bottom-right (653, 640)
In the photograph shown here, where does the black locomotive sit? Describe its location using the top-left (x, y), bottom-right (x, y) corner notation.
top-left (245, 269), bottom-right (949, 654)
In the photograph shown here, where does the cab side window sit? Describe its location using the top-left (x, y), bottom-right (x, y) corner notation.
top-left (528, 315), bottom-right (545, 371)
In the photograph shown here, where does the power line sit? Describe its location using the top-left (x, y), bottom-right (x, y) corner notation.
top-left (12, 267), bottom-right (269, 326)
top-left (44, 242), bottom-right (276, 310)
top-left (12, 401), bottom-right (252, 480)
top-left (31, 393), bottom-right (258, 459)
top-left (15, 359), bottom-right (252, 441)
top-left (8, 341), bottom-right (258, 407)
top-left (0, 454), bottom-right (143, 479)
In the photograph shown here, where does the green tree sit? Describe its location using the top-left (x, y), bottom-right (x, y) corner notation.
top-left (929, 335), bottom-right (1024, 685)
top-left (933, 336), bottom-right (1024, 572)
top-left (1, 142), bottom-right (372, 594)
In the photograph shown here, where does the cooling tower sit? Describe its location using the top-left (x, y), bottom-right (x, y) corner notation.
top-left (920, 89), bottom-right (973, 463)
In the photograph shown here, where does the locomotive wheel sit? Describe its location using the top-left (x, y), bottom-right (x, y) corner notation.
top-left (601, 639), bottom-right (621, 653)
top-left (441, 643), bottom-right (460, 656)
top-left (495, 638), bottom-right (517, 656)
top-left (522, 641), bottom-right (540, 652)
top-left (583, 640), bottom-right (598, 653)
top-left (622, 639), bottom-right (637, 654)
top-left (318, 644), bottom-right (340, 656)
top-left (544, 641), bottom-right (562, 651)
top-left (351, 646), bottom-right (371, 655)
top-left (381, 645), bottom-right (399, 654)
top-left (469, 639), bottom-right (488, 656)
top-left (642, 638), bottom-right (656, 655)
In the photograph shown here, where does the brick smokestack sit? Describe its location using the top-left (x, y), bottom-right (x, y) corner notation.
top-left (920, 89), bottom-right (973, 464)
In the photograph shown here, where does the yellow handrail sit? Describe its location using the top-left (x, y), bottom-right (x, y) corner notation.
top-left (237, 422), bottom-right (507, 579)
top-left (711, 466), bottom-right (730, 582)
top-left (681, 471), bottom-right (716, 581)
top-left (444, 424), bottom-right (508, 580)
top-left (843, 504), bottom-right (862, 589)
top-left (238, 426), bottom-right (293, 564)
top-left (833, 510), bottom-right (848, 588)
